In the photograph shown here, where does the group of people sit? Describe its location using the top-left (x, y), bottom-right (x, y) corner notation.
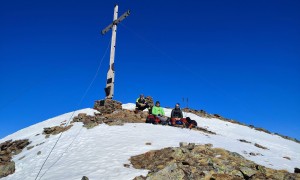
top-left (135, 94), bottom-right (191, 126)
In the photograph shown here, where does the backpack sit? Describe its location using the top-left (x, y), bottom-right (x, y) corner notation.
top-left (146, 115), bottom-right (155, 123)
top-left (186, 117), bottom-right (197, 128)
top-left (146, 115), bottom-right (161, 124)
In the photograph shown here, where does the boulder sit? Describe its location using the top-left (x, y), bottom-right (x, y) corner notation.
top-left (81, 176), bottom-right (89, 180)
top-left (240, 166), bottom-right (256, 178)
top-left (147, 163), bottom-right (185, 180)
top-left (0, 162), bottom-right (15, 178)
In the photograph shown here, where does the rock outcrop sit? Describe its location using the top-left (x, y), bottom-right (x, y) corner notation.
top-left (94, 99), bottom-right (122, 114)
top-left (43, 125), bottom-right (73, 137)
top-left (72, 109), bottom-right (148, 128)
top-left (130, 143), bottom-right (300, 180)
top-left (0, 139), bottom-right (30, 178)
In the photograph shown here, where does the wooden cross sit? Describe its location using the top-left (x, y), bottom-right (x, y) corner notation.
top-left (101, 4), bottom-right (130, 99)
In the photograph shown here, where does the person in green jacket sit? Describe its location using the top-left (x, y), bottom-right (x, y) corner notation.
top-left (152, 101), bottom-right (168, 124)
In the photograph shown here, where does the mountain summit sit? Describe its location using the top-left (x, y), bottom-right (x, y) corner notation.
top-left (0, 102), bottom-right (299, 180)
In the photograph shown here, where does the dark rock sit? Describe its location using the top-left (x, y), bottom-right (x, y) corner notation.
top-left (36, 142), bottom-right (45, 146)
top-left (0, 162), bottom-right (15, 178)
top-left (213, 114), bottom-right (221, 118)
top-left (123, 164), bottom-right (130, 168)
top-left (16, 140), bottom-right (30, 149)
top-left (195, 127), bottom-right (216, 135)
top-left (255, 127), bottom-right (271, 134)
top-left (254, 143), bottom-right (269, 150)
top-left (81, 176), bottom-right (89, 180)
top-left (43, 125), bottom-right (73, 137)
top-left (27, 146), bottom-right (34, 150)
top-left (37, 151), bottom-right (41, 155)
top-left (295, 167), bottom-right (300, 173)
top-left (18, 156), bottom-right (25, 160)
top-left (133, 175), bottom-right (146, 180)
top-left (238, 139), bottom-right (252, 144)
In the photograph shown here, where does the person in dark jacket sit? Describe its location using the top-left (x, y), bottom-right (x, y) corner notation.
top-left (171, 103), bottom-right (183, 119)
top-left (170, 103), bottom-right (183, 125)
top-left (135, 94), bottom-right (149, 112)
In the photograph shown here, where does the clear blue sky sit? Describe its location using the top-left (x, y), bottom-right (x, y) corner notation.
top-left (1, 0), bottom-right (299, 140)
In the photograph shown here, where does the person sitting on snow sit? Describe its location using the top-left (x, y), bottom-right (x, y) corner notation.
top-left (152, 101), bottom-right (168, 124)
top-left (170, 103), bottom-right (184, 125)
top-left (135, 94), bottom-right (149, 112)
top-left (171, 103), bottom-right (183, 119)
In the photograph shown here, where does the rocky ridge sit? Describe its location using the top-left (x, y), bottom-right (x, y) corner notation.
top-left (130, 143), bottom-right (300, 180)
top-left (182, 108), bottom-right (300, 144)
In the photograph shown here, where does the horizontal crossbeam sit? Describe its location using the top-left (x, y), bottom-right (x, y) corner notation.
top-left (101, 10), bottom-right (130, 35)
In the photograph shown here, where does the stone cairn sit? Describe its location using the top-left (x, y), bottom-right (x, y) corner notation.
top-left (0, 139), bottom-right (30, 178)
top-left (94, 99), bottom-right (122, 115)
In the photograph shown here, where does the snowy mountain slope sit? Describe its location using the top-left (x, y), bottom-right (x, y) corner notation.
top-left (1, 103), bottom-right (299, 180)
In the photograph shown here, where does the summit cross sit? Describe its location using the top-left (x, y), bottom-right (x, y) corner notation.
top-left (101, 4), bottom-right (130, 99)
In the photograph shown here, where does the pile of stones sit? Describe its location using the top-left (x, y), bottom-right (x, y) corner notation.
top-left (94, 99), bottom-right (122, 114)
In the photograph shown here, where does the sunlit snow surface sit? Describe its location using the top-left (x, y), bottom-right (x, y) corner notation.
top-left (1, 104), bottom-right (299, 180)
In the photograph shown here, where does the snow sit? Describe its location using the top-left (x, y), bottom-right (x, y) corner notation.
top-left (1, 103), bottom-right (300, 180)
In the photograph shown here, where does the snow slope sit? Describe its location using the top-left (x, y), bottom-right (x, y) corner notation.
top-left (1, 103), bottom-right (299, 180)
